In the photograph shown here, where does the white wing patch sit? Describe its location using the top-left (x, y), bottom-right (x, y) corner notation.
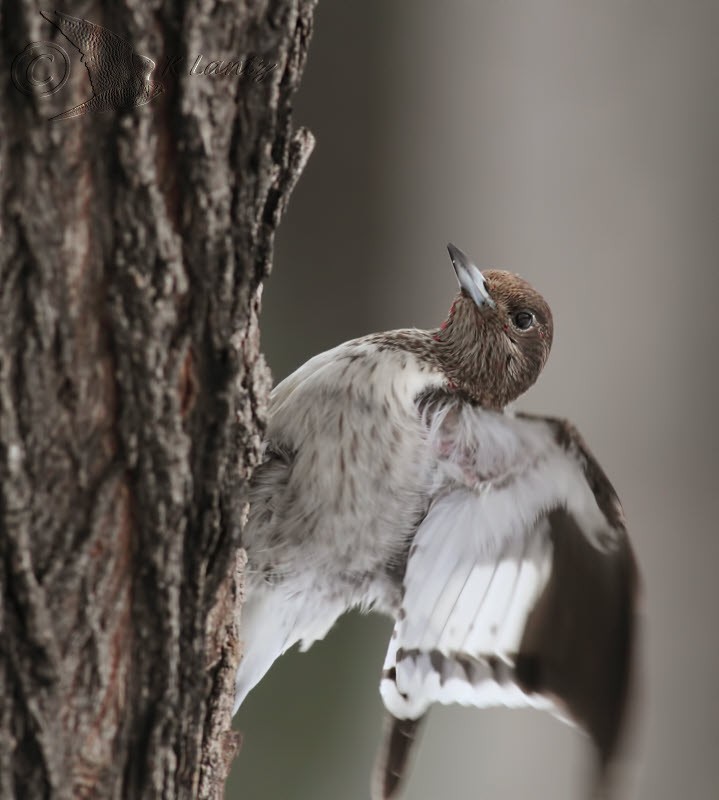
top-left (381, 492), bottom-right (554, 719)
top-left (376, 403), bottom-right (638, 800)
top-left (381, 404), bottom-right (611, 722)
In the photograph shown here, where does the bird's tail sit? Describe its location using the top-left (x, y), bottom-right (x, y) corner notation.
top-left (233, 587), bottom-right (298, 714)
top-left (371, 713), bottom-right (426, 800)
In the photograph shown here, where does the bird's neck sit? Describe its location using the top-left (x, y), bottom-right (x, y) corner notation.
top-left (431, 311), bottom-right (507, 411)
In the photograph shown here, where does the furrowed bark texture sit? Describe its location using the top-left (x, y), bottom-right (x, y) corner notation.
top-left (0, 1), bottom-right (316, 798)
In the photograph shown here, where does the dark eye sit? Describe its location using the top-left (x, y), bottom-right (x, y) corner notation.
top-left (512, 310), bottom-right (534, 330)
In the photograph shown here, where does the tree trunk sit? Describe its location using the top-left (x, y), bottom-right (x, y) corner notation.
top-left (0, 1), bottom-right (315, 797)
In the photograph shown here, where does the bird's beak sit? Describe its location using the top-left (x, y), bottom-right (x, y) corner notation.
top-left (447, 243), bottom-right (496, 309)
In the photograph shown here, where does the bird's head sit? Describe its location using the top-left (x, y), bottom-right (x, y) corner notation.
top-left (435, 244), bottom-right (553, 409)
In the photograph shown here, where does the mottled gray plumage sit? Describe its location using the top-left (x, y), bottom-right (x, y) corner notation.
top-left (235, 245), bottom-right (638, 799)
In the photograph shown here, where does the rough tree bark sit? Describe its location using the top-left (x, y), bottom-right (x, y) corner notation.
top-left (0, 1), bottom-right (315, 797)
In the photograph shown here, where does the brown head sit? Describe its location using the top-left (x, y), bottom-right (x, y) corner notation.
top-left (434, 244), bottom-right (553, 409)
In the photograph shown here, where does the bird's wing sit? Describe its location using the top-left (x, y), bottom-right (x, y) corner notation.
top-left (267, 335), bottom-right (443, 447)
top-left (268, 341), bottom-right (352, 415)
top-left (41, 11), bottom-right (138, 95)
top-left (375, 404), bottom-right (638, 799)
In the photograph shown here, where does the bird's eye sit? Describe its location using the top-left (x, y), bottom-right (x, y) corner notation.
top-left (512, 310), bottom-right (534, 330)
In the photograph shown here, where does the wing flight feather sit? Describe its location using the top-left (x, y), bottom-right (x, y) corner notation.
top-left (375, 402), bottom-right (638, 799)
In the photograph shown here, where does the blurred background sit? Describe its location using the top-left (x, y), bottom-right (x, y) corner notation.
top-left (229, 1), bottom-right (719, 798)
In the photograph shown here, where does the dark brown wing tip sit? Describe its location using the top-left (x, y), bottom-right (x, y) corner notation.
top-left (372, 714), bottom-right (425, 800)
top-left (517, 508), bottom-right (640, 782)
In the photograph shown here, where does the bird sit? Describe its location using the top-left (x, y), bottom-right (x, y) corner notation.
top-left (236, 244), bottom-right (639, 799)
top-left (40, 10), bottom-right (162, 121)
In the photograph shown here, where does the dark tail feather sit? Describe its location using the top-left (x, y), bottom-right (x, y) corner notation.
top-left (371, 713), bottom-right (426, 800)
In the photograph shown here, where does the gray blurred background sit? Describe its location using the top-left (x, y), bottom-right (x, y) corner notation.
top-left (229, 1), bottom-right (719, 798)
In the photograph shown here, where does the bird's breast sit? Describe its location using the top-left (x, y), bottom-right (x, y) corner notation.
top-left (244, 338), bottom-right (446, 610)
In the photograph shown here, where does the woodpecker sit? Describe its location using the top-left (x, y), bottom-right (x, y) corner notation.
top-left (236, 244), bottom-right (638, 799)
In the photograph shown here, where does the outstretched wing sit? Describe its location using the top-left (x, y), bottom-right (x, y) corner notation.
top-left (375, 404), bottom-right (638, 799)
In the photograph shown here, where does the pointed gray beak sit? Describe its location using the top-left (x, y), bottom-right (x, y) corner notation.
top-left (447, 243), bottom-right (496, 309)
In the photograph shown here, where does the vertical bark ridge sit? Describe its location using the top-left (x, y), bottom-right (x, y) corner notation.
top-left (0, 1), bottom-right (317, 797)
